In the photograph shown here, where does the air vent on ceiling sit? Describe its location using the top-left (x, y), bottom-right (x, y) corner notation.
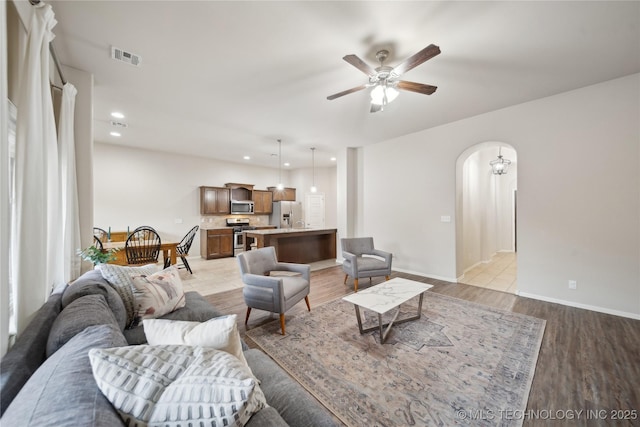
top-left (110, 120), bottom-right (128, 128)
top-left (111, 46), bottom-right (141, 67)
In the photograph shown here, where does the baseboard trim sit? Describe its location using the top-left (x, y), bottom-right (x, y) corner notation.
top-left (517, 291), bottom-right (640, 320)
top-left (392, 266), bottom-right (458, 283)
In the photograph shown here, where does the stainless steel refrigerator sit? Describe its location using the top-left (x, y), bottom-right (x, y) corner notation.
top-left (270, 201), bottom-right (303, 229)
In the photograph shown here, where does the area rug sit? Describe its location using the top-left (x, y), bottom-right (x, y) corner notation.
top-left (246, 292), bottom-right (546, 427)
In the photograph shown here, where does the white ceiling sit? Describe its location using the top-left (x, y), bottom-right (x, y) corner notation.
top-left (48, 1), bottom-right (640, 169)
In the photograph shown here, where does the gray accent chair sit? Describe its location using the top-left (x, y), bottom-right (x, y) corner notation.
top-left (341, 237), bottom-right (393, 292)
top-left (237, 246), bottom-right (311, 335)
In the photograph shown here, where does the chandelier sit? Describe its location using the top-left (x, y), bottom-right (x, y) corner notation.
top-left (489, 147), bottom-right (511, 175)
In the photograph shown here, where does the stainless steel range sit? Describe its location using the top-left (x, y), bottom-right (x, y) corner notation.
top-left (226, 218), bottom-right (256, 256)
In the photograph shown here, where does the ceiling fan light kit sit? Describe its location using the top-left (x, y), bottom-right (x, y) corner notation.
top-left (327, 44), bottom-right (441, 112)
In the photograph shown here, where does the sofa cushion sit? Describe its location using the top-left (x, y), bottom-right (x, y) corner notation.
top-left (244, 348), bottom-right (340, 427)
top-left (143, 314), bottom-right (248, 367)
top-left (62, 269), bottom-right (127, 330)
top-left (123, 291), bottom-right (224, 345)
top-left (0, 293), bottom-right (62, 416)
top-left (245, 406), bottom-right (289, 427)
top-left (46, 294), bottom-right (120, 357)
top-left (129, 266), bottom-right (186, 323)
top-left (2, 324), bottom-right (128, 426)
top-left (89, 345), bottom-right (266, 427)
top-left (96, 263), bottom-right (159, 327)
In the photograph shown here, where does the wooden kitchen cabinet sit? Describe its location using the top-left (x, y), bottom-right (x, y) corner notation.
top-left (200, 228), bottom-right (233, 259)
top-left (268, 187), bottom-right (296, 202)
top-left (200, 186), bottom-right (230, 215)
top-left (253, 190), bottom-right (273, 214)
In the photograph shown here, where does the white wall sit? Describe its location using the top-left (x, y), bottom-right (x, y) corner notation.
top-left (361, 74), bottom-right (640, 318)
top-left (290, 165), bottom-right (338, 228)
top-left (93, 143), bottom-right (337, 253)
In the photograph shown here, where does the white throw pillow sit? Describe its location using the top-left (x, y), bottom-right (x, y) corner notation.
top-left (143, 315), bottom-right (248, 367)
top-left (129, 266), bottom-right (186, 324)
top-left (89, 345), bottom-right (266, 427)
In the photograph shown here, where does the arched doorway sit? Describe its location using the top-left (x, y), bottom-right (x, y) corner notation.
top-left (455, 142), bottom-right (518, 293)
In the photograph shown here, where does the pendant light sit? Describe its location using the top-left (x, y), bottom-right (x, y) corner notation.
top-left (490, 146), bottom-right (511, 175)
top-left (310, 147), bottom-right (317, 193)
top-left (276, 139), bottom-right (284, 190)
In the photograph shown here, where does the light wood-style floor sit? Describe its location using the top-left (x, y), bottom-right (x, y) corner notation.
top-left (184, 256), bottom-right (640, 426)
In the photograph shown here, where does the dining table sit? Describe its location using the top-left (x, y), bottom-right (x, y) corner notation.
top-left (102, 240), bottom-right (179, 266)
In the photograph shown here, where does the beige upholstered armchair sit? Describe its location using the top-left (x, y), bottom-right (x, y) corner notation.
top-left (237, 246), bottom-right (311, 335)
top-left (341, 237), bottom-right (392, 292)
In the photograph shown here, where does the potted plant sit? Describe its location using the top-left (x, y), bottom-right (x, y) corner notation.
top-left (77, 245), bottom-right (120, 265)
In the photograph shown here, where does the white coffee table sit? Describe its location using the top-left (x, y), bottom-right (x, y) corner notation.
top-left (342, 277), bottom-right (433, 343)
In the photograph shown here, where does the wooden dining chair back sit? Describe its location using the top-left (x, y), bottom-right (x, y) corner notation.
top-left (93, 227), bottom-right (107, 243)
top-left (125, 226), bottom-right (161, 265)
top-left (93, 235), bottom-right (104, 251)
top-left (166, 225), bottom-right (199, 273)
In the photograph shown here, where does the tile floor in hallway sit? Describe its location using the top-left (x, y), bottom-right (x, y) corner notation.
top-left (459, 252), bottom-right (517, 294)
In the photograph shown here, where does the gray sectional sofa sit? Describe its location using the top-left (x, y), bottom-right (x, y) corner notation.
top-left (0, 269), bottom-right (338, 426)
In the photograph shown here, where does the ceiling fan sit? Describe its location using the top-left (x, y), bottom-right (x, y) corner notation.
top-left (327, 44), bottom-right (441, 113)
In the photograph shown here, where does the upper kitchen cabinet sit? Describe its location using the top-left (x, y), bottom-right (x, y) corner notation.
top-left (225, 183), bottom-right (254, 201)
top-left (268, 187), bottom-right (296, 202)
top-left (200, 186), bottom-right (230, 215)
top-left (253, 190), bottom-right (273, 214)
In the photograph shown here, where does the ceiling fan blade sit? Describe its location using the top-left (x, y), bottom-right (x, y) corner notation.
top-left (326, 85), bottom-right (367, 100)
top-left (392, 44), bottom-right (441, 76)
top-left (370, 103), bottom-right (383, 113)
top-left (343, 54), bottom-right (376, 75)
top-left (397, 80), bottom-right (438, 95)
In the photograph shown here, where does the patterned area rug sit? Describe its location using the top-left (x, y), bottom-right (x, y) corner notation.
top-left (246, 292), bottom-right (546, 427)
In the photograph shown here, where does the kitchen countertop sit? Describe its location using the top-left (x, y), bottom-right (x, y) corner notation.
top-left (243, 227), bottom-right (336, 235)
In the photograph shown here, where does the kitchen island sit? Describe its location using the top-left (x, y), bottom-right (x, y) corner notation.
top-left (243, 228), bottom-right (337, 264)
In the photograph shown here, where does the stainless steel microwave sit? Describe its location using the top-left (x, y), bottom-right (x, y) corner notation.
top-left (230, 200), bottom-right (254, 215)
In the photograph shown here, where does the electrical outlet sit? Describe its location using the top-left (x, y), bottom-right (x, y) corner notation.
top-left (568, 280), bottom-right (577, 290)
top-left (174, 218), bottom-right (183, 224)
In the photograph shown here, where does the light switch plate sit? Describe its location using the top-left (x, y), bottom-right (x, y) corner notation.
top-left (441, 215), bottom-right (451, 223)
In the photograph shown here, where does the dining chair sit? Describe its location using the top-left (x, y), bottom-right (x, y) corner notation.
top-left (165, 225), bottom-right (199, 273)
top-left (93, 227), bottom-right (107, 242)
top-left (125, 226), bottom-right (161, 265)
top-left (93, 235), bottom-right (104, 251)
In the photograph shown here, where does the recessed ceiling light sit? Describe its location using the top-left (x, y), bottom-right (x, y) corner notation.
top-left (284, 162), bottom-right (290, 167)
top-left (110, 111), bottom-right (125, 119)
top-left (330, 157), bottom-right (337, 161)
top-left (110, 131), bottom-right (121, 137)
top-left (243, 156), bottom-right (250, 160)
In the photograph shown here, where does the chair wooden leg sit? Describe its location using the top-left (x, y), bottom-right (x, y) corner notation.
top-left (385, 275), bottom-right (390, 281)
top-left (279, 314), bottom-right (286, 335)
top-left (304, 296), bottom-right (311, 311)
top-left (354, 278), bottom-right (359, 293)
top-left (245, 307), bottom-right (252, 325)
top-left (343, 274), bottom-right (348, 284)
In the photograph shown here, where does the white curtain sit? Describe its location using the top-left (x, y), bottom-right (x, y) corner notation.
top-left (59, 83), bottom-right (81, 282)
top-left (13, 3), bottom-right (64, 334)
top-left (1, 0), bottom-right (10, 356)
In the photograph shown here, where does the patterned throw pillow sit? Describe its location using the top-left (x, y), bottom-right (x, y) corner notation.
top-left (129, 266), bottom-right (186, 325)
top-left (88, 345), bottom-right (266, 427)
top-left (143, 315), bottom-right (249, 368)
top-left (97, 263), bottom-right (159, 327)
